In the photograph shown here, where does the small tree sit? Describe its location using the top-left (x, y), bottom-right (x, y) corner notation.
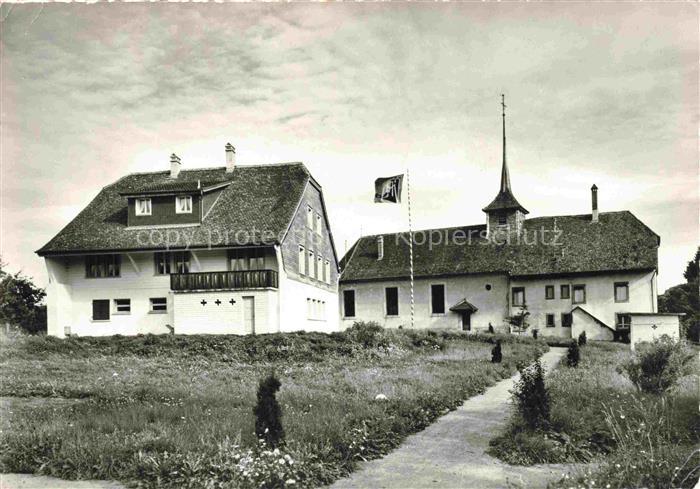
top-left (253, 373), bottom-right (285, 447)
top-left (0, 259), bottom-right (46, 334)
top-left (512, 360), bottom-right (550, 430)
top-left (532, 329), bottom-right (538, 340)
top-left (619, 336), bottom-right (694, 395)
top-left (578, 331), bottom-right (587, 346)
top-left (491, 339), bottom-right (502, 363)
top-left (506, 305), bottom-right (530, 335)
top-left (567, 341), bottom-right (580, 367)
top-left (488, 323), bottom-right (495, 334)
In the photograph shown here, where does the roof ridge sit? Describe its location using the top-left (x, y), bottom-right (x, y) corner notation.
top-left (525, 210), bottom-right (628, 221)
top-left (119, 162), bottom-right (307, 178)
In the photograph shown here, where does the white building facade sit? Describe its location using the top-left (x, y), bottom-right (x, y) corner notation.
top-left (39, 146), bottom-right (339, 337)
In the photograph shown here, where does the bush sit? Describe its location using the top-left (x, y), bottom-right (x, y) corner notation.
top-left (491, 340), bottom-right (502, 363)
top-left (512, 360), bottom-right (550, 430)
top-left (532, 329), bottom-right (538, 340)
top-left (567, 341), bottom-right (580, 367)
top-left (578, 331), bottom-right (587, 346)
top-left (619, 336), bottom-right (694, 395)
top-left (345, 321), bottom-right (387, 349)
top-left (488, 323), bottom-right (495, 334)
top-left (253, 374), bottom-right (284, 448)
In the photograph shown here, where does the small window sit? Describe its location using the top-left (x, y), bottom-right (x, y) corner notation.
top-left (135, 198), bottom-right (152, 216)
top-left (572, 284), bottom-right (586, 304)
top-left (546, 314), bottom-right (555, 328)
top-left (86, 255), bottom-right (121, 278)
top-left (64, 326), bottom-right (71, 337)
top-left (545, 285), bottom-right (555, 300)
top-left (175, 195), bottom-right (193, 214)
top-left (561, 313), bottom-right (573, 328)
top-left (614, 282), bottom-right (629, 302)
top-left (343, 290), bottom-right (356, 318)
top-left (315, 213), bottom-right (322, 235)
top-left (385, 287), bottom-right (399, 316)
top-left (113, 299), bottom-right (131, 314)
top-left (431, 284), bottom-right (445, 315)
top-left (306, 205), bottom-right (313, 228)
top-left (560, 285), bottom-right (571, 300)
top-left (308, 250), bottom-right (315, 279)
top-left (298, 246), bottom-right (306, 275)
top-left (485, 284), bottom-right (492, 291)
top-left (154, 252), bottom-right (171, 275)
top-left (616, 313), bottom-right (631, 330)
top-left (150, 297), bottom-right (167, 313)
top-left (498, 215), bottom-right (507, 226)
top-left (512, 287), bottom-right (525, 307)
top-left (173, 251), bottom-right (190, 274)
top-left (92, 299), bottom-right (110, 321)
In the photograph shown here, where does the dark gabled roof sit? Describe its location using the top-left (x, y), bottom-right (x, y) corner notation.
top-left (450, 299), bottom-right (478, 312)
top-left (482, 189), bottom-right (529, 214)
top-left (340, 211), bottom-right (659, 283)
top-left (37, 163), bottom-right (311, 255)
top-left (120, 179), bottom-right (231, 195)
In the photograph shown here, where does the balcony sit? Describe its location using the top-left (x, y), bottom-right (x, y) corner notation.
top-left (170, 270), bottom-right (278, 292)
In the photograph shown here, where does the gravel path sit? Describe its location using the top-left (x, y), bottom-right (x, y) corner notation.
top-left (329, 347), bottom-right (579, 489)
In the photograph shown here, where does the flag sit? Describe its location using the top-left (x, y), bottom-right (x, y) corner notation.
top-left (374, 174), bottom-right (403, 203)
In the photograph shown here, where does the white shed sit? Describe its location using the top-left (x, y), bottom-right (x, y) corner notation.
top-left (629, 313), bottom-right (684, 351)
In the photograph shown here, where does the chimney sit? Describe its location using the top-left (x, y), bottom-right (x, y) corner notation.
top-left (591, 184), bottom-right (599, 222)
top-left (377, 236), bottom-right (384, 260)
top-left (225, 143), bottom-right (236, 173)
top-left (170, 153), bottom-right (181, 179)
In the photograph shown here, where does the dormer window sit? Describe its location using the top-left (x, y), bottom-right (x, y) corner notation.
top-left (136, 198), bottom-right (152, 216)
top-left (176, 195), bottom-right (193, 214)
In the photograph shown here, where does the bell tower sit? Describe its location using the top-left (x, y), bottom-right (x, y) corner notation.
top-left (482, 95), bottom-right (529, 237)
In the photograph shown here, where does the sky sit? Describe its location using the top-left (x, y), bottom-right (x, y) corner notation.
top-left (1, 3), bottom-right (697, 293)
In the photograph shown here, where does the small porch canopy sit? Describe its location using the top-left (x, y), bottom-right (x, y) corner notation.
top-left (449, 299), bottom-right (478, 313)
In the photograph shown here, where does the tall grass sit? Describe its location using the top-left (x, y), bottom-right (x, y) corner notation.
top-left (0, 328), bottom-right (546, 488)
top-left (488, 341), bottom-right (699, 488)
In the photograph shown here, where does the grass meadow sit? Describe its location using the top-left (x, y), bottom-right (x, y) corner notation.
top-left (0, 327), bottom-right (546, 488)
top-left (488, 341), bottom-right (699, 489)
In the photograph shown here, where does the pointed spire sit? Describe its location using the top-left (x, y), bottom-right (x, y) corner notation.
top-left (500, 94), bottom-right (511, 193)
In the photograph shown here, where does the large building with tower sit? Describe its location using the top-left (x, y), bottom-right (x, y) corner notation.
top-left (338, 104), bottom-right (677, 341)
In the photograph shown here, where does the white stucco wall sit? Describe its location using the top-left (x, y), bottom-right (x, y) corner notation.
top-left (629, 313), bottom-right (681, 350)
top-left (571, 308), bottom-right (615, 341)
top-left (174, 290), bottom-right (278, 335)
top-left (277, 247), bottom-right (339, 334)
top-left (338, 274), bottom-right (509, 332)
top-left (510, 270), bottom-right (656, 338)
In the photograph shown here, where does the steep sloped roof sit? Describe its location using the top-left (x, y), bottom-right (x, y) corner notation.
top-left (482, 188), bottom-right (529, 214)
top-left (36, 163), bottom-right (310, 255)
top-left (340, 211), bottom-right (659, 282)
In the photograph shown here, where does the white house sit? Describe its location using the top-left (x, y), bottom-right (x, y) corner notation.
top-left (37, 144), bottom-right (340, 337)
top-left (339, 105), bottom-right (673, 342)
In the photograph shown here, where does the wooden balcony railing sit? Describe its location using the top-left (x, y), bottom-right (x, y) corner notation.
top-left (170, 270), bottom-right (278, 291)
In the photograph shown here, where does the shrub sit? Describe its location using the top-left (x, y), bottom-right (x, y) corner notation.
top-left (566, 341), bottom-right (580, 367)
top-left (488, 323), bottom-right (495, 334)
top-left (345, 321), bottom-right (387, 349)
top-left (619, 336), bottom-right (694, 395)
top-left (578, 331), bottom-right (587, 346)
top-left (532, 329), bottom-right (538, 340)
top-left (512, 360), bottom-right (550, 430)
top-left (253, 374), bottom-right (284, 448)
top-left (491, 340), bottom-right (502, 363)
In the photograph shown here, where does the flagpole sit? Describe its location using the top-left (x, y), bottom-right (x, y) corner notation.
top-left (406, 168), bottom-right (415, 329)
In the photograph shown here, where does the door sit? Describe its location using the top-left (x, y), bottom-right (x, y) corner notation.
top-left (461, 312), bottom-right (471, 331)
top-left (243, 296), bottom-right (255, 334)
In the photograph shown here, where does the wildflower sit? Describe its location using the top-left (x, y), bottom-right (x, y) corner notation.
top-left (619, 414), bottom-right (625, 419)
top-left (286, 480), bottom-right (296, 485)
